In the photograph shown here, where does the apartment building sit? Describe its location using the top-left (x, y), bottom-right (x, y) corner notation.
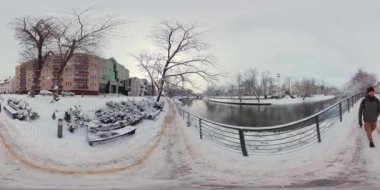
top-left (14, 53), bottom-right (129, 95)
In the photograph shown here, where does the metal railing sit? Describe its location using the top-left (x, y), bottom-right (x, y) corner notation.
top-left (175, 93), bottom-right (366, 156)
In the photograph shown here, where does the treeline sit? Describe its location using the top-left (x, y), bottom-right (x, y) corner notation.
top-left (206, 68), bottom-right (338, 102)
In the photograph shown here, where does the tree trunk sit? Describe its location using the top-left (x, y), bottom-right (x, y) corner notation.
top-left (156, 86), bottom-right (164, 102)
top-left (56, 66), bottom-right (65, 94)
top-left (256, 95), bottom-right (260, 103)
top-left (30, 50), bottom-right (44, 97)
top-left (31, 62), bottom-right (42, 97)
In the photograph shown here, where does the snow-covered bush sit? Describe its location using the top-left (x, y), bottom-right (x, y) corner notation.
top-left (65, 105), bottom-right (90, 124)
top-left (7, 98), bottom-right (39, 121)
top-left (92, 99), bottom-right (164, 128)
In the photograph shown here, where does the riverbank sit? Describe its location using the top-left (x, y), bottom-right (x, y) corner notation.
top-left (208, 95), bottom-right (336, 105)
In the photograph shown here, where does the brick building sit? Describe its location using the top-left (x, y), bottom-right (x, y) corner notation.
top-left (14, 53), bottom-right (129, 95)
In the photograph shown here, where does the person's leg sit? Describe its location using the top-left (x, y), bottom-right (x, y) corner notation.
top-left (371, 122), bottom-right (377, 133)
top-left (365, 122), bottom-right (374, 142)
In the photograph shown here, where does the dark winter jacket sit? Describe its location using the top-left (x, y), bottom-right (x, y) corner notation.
top-left (359, 96), bottom-right (380, 123)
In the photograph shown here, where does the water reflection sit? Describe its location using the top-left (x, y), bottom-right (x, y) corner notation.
top-left (183, 98), bottom-right (339, 127)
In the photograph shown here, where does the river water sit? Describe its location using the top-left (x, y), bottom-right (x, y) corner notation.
top-left (182, 98), bottom-right (340, 127)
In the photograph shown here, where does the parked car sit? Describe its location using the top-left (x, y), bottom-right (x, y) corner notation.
top-left (39, 90), bottom-right (53, 96)
top-left (61, 91), bottom-right (75, 97)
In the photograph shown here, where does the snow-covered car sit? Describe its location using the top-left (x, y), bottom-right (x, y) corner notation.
top-left (39, 90), bottom-right (53, 96)
top-left (62, 91), bottom-right (75, 97)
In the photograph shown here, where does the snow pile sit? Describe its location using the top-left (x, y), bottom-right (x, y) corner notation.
top-left (6, 98), bottom-right (39, 120)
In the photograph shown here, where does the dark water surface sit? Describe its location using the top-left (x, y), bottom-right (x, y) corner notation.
top-left (182, 98), bottom-right (340, 127)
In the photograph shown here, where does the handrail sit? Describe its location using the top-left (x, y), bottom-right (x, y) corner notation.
top-left (175, 93), bottom-right (366, 156)
top-left (182, 93), bottom-right (363, 131)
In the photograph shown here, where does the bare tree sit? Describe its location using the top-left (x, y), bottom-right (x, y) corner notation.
top-left (243, 69), bottom-right (262, 102)
top-left (53, 8), bottom-right (122, 95)
top-left (261, 71), bottom-right (272, 99)
top-left (346, 69), bottom-right (378, 93)
top-left (228, 84), bottom-right (235, 99)
top-left (206, 84), bottom-right (217, 98)
top-left (13, 17), bottom-right (56, 97)
top-left (236, 73), bottom-right (243, 103)
top-left (134, 52), bottom-right (162, 96)
top-left (301, 78), bottom-right (315, 100)
top-left (139, 20), bottom-right (218, 102)
top-left (318, 80), bottom-right (326, 95)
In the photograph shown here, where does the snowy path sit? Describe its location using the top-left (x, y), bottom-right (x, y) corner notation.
top-left (1, 99), bottom-right (380, 189)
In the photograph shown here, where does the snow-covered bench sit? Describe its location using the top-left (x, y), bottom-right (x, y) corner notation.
top-left (3, 104), bottom-right (18, 119)
top-left (88, 125), bottom-right (137, 146)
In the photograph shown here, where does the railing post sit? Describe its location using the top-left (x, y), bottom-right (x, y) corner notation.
top-left (316, 116), bottom-right (321, 143)
top-left (182, 109), bottom-right (185, 120)
top-left (339, 102), bottom-right (342, 122)
top-left (199, 118), bottom-right (203, 139)
top-left (347, 99), bottom-right (350, 113)
top-left (187, 112), bottom-right (191, 127)
top-left (238, 129), bottom-right (248, 156)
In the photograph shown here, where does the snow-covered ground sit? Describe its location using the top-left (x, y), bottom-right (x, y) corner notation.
top-left (209, 95), bottom-right (336, 105)
top-left (1, 96), bottom-right (380, 189)
top-left (0, 95), bottom-right (166, 169)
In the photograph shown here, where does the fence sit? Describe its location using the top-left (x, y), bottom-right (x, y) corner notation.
top-left (175, 93), bottom-right (366, 156)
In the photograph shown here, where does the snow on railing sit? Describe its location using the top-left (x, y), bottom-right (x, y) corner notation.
top-left (174, 93), bottom-right (366, 156)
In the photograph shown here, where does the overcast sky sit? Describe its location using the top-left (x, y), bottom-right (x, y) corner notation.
top-left (1, 0), bottom-right (380, 90)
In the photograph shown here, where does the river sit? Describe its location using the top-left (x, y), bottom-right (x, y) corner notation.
top-left (182, 97), bottom-right (341, 127)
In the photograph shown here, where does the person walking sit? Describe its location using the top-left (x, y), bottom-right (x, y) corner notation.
top-left (359, 87), bottom-right (380, 148)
